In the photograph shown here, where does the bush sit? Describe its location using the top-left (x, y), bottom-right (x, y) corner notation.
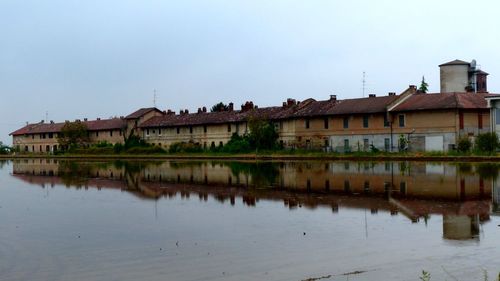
top-left (168, 142), bottom-right (203, 153)
top-left (222, 133), bottom-right (252, 153)
top-left (126, 146), bottom-right (166, 154)
top-left (474, 132), bottom-right (499, 154)
top-left (113, 143), bottom-right (124, 153)
top-left (457, 137), bottom-right (472, 153)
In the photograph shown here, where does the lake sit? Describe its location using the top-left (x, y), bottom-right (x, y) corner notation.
top-left (0, 159), bottom-right (499, 281)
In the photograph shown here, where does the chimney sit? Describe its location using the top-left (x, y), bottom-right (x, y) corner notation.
top-left (241, 101), bottom-right (255, 112)
top-left (368, 94), bottom-right (376, 98)
top-left (282, 102), bottom-right (287, 107)
top-left (50, 120), bottom-right (54, 124)
top-left (330, 94), bottom-right (337, 101)
top-left (97, 118), bottom-right (101, 120)
top-left (179, 110), bottom-right (184, 115)
top-left (184, 109), bottom-right (189, 114)
top-left (228, 102), bottom-right (234, 111)
top-left (202, 106), bottom-right (207, 112)
top-left (409, 85), bottom-right (416, 90)
top-left (84, 118), bottom-right (88, 121)
top-left (388, 92), bottom-right (396, 96)
top-left (197, 108), bottom-right (202, 113)
top-left (41, 120), bottom-right (44, 123)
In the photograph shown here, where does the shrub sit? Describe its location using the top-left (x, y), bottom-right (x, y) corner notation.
top-left (126, 146), bottom-right (166, 154)
top-left (168, 142), bottom-right (203, 153)
top-left (474, 132), bottom-right (499, 154)
top-left (113, 143), bottom-right (124, 153)
top-left (222, 133), bottom-right (252, 153)
top-left (457, 137), bottom-right (472, 153)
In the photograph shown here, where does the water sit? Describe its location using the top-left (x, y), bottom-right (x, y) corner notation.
top-left (0, 159), bottom-right (499, 281)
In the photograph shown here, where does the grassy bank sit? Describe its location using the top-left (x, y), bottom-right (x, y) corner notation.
top-left (1, 150), bottom-right (500, 162)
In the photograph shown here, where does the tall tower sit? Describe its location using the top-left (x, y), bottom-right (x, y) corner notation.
top-left (439, 59), bottom-right (488, 93)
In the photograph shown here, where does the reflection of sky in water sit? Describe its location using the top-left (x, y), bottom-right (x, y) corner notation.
top-left (1, 160), bottom-right (499, 281)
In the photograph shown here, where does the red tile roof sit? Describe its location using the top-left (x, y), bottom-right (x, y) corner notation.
top-left (328, 95), bottom-right (400, 115)
top-left (392, 92), bottom-right (491, 112)
top-left (125, 107), bottom-right (163, 119)
top-left (10, 118), bottom-right (126, 136)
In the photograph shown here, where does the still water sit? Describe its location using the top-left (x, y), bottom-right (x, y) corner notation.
top-left (0, 159), bottom-right (499, 281)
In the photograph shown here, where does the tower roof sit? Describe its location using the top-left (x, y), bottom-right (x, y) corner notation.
top-left (439, 59), bottom-right (470, 67)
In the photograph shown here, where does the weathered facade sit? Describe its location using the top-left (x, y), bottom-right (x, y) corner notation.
top-left (10, 59), bottom-right (496, 153)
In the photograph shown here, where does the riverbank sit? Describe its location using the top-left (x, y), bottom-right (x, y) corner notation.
top-left (1, 152), bottom-right (500, 162)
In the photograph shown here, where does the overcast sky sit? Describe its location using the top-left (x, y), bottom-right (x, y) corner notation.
top-left (1, 0), bottom-right (499, 144)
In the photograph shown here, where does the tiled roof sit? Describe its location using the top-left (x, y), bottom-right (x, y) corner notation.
top-left (328, 95), bottom-right (400, 115)
top-left (10, 118), bottom-right (126, 136)
top-left (125, 107), bottom-right (163, 119)
top-left (392, 92), bottom-right (490, 112)
top-left (439, 59), bottom-right (470, 67)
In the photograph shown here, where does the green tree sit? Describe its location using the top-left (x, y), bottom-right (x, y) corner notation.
top-left (418, 76), bottom-right (429, 93)
top-left (247, 116), bottom-right (278, 150)
top-left (0, 141), bottom-right (11, 155)
top-left (210, 102), bottom-right (229, 112)
top-left (58, 121), bottom-right (90, 149)
top-left (475, 132), bottom-right (499, 154)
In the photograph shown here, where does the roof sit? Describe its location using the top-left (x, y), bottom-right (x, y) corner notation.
top-left (439, 59), bottom-right (470, 67)
top-left (10, 118), bottom-right (126, 136)
top-left (392, 92), bottom-right (491, 112)
top-left (125, 107), bottom-right (163, 119)
top-left (327, 95), bottom-right (399, 115)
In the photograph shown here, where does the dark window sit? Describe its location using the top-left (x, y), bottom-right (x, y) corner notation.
top-left (400, 182), bottom-right (407, 194)
top-left (190, 126), bottom-right (193, 134)
top-left (24, 146), bottom-right (28, 152)
top-left (146, 129), bottom-right (150, 135)
top-left (203, 125), bottom-right (207, 133)
top-left (364, 181), bottom-right (370, 193)
top-left (478, 113), bottom-right (483, 129)
top-left (95, 131), bottom-right (99, 137)
top-left (398, 115), bottom-right (405, 127)
top-left (48, 133), bottom-right (53, 139)
top-left (344, 180), bottom-right (350, 193)
top-left (32, 135), bottom-right (34, 139)
top-left (110, 130), bottom-right (113, 137)
top-left (305, 119), bottom-right (310, 129)
top-left (176, 127), bottom-right (180, 134)
top-left (344, 139), bottom-right (349, 150)
top-left (119, 130), bottom-right (122, 136)
top-left (384, 114), bottom-right (390, 127)
top-left (459, 112), bottom-right (464, 129)
top-left (227, 124), bottom-right (231, 132)
top-left (324, 118), bottom-right (329, 129)
top-left (343, 117), bottom-right (349, 129)
top-left (363, 115), bottom-right (369, 128)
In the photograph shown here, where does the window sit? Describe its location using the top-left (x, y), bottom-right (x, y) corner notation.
top-left (306, 139), bottom-right (311, 148)
top-left (146, 129), bottom-right (150, 136)
top-left (398, 114), bottom-right (405, 127)
top-left (152, 129), bottom-right (155, 134)
top-left (32, 135), bottom-right (34, 139)
top-left (364, 181), bottom-right (370, 193)
top-left (95, 131), bottom-right (99, 137)
top-left (324, 118), bottom-right (329, 129)
top-left (190, 126), bottom-right (193, 134)
top-left (400, 181), bottom-right (407, 194)
top-left (384, 114), bottom-right (390, 127)
top-left (203, 125), bottom-right (207, 133)
top-left (119, 130), bottom-right (122, 136)
top-left (363, 138), bottom-right (369, 150)
top-left (227, 124), bottom-right (231, 132)
top-left (48, 133), bottom-right (53, 139)
top-left (24, 146), bottom-right (28, 152)
top-left (343, 117), bottom-right (349, 129)
top-left (158, 129), bottom-right (161, 136)
top-left (363, 115), bottom-right (369, 128)
top-left (459, 112), bottom-right (464, 129)
top-left (305, 119), bottom-right (310, 129)
top-left (344, 139), bottom-right (349, 150)
top-left (110, 130), bottom-right (113, 137)
top-left (478, 113), bottom-right (483, 129)
top-left (384, 138), bottom-right (390, 151)
top-left (344, 180), bottom-right (350, 193)
top-left (176, 127), bottom-right (180, 134)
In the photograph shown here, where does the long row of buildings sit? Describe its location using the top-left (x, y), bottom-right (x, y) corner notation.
top-left (10, 59), bottom-right (500, 153)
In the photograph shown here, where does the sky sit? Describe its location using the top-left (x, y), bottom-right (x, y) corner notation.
top-left (1, 0), bottom-right (500, 144)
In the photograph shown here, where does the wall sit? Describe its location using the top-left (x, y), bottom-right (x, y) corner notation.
top-left (440, 64), bottom-right (470, 93)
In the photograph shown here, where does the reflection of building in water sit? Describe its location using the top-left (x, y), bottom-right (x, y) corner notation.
top-left (11, 160), bottom-right (494, 240)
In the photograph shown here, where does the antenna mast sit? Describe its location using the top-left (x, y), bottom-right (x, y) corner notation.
top-left (362, 72), bottom-right (366, 98)
top-left (45, 111), bottom-right (48, 122)
top-left (153, 89), bottom-right (157, 107)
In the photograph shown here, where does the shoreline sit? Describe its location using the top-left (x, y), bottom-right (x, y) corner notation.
top-left (1, 153), bottom-right (500, 162)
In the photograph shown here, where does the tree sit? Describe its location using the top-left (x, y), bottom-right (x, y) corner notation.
top-left (247, 116), bottom-right (278, 150)
top-left (418, 76), bottom-right (429, 93)
top-left (210, 102), bottom-right (229, 112)
top-left (474, 132), bottom-right (499, 154)
top-left (58, 121), bottom-right (90, 149)
top-left (0, 141), bottom-right (11, 155)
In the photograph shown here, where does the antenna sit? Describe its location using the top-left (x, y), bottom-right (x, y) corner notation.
top-left (45, 111), bottom-right (48, 123)
top-left (362, 72), bottom-right (366, 98)
top-left (153, 89), bottom-right (157, 107)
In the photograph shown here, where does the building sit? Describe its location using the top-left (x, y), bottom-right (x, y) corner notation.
top-left (10, 59), bottom-right (496, 153)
